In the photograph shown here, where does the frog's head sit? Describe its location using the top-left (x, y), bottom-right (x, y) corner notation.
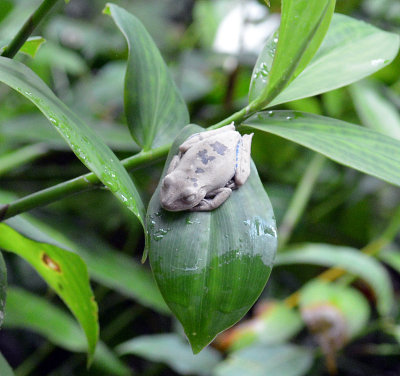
top-left (160, 172), bottom-right (206, 211)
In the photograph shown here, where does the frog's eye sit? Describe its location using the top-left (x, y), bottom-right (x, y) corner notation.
top-left (183, 194), bottom-right (197, 203)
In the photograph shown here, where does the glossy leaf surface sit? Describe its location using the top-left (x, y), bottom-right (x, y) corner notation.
top-left (300, 280), bottom-right (370, 338)
top-left (5, 288), bottom-right (129, 376)
top-left (117, 334), bottom-right (221, 375)
top-left (268, 14), bottom-right (400, 106)
top-left (249, 0), bottom-right (335, 105)
top-left (215, 344), bottom-right (314, 376)
top-left (0, 224), bottom-right (98, 360)
top-left (0, 251), bottom-right (6, 328)
top-left (276, 243), bottom-right (393, 315)
top-left (243, 111), bottom-right (400, 188)
top-left (350, 80), bottom-right (400, 139)
top-left (104, 3), bottom-right (189, 149)
top-left (147, 125), bottom-right (277, 353)
top-left (0, 57), bottom-right (145, 225)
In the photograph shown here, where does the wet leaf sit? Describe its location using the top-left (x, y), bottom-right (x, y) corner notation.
top-left (147, 125), bottom-right (277, 353)
top-left (104, 3), bottom-right (189, 150)
top-left (243, 110), bottom-right (400, 188)
top-left (268, 14), bottom-right (400, 106)
top-left (0, 57), bottom-right (145, 225)
top-left (0, 224), bottom-right (98, 361)
top-left (250, 0), bottom-right (335, 106)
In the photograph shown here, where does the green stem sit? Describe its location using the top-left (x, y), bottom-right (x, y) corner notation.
top-left (0, 144), bottom-right (170, 221)
top-left (278, 153), bottom-right (326, 250)
top-left (0, 103), bottom-right (256, 221)
top-left (1, 0), bottom-right (60, 59)
top-left (0, 143), bottom-right (48, 176)
top-left (15, 342), bottom-right (54, 376)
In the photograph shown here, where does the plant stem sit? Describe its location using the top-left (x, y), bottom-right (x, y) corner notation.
top-left (0, 102), bottom-right (255, 220)
top-left (1, 0), bottom-right (60, 59)
top-left (0, 144), bottom-right (170, 221)
top-left (278, 154), bottom-right (326, 250)
top-left (0, 143), bottom-right (48, 176)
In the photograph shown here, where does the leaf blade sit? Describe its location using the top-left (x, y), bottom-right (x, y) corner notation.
top-left (147, 125), bottom-right (277, 353)
top-left (0, 56), bottom-right (145, 225)
top-left (104, 3), bottom-right (189, 149)
top-left (250, 0), bottom-right (336, 105)
top-left (242, 110), bottom-right (400, 188)
top-left (0, 224), bottom-right (99, 360)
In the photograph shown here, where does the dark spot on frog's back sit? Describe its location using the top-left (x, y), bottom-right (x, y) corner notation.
top-left (197, 149), bottom-right (216, 165)
top-left (210, 141), bottom-right (227, 155)
top-left (195, 168), bottom-right (204, 174)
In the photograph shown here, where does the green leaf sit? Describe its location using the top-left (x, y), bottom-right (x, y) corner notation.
top-left (117, 334), bottom-right (221, 375)
top-left (250, 0), bottom-right (336, 106)
top-left (0, 57), bottom-right (145, 225)
top-left (275, 243), bottom-right (394, 315)
top-left (350, 80), bottom-right (400, 139)
top-left (300, 280), bottom-right (370, 338)
top-left (226, 301), bottom-right (303, 352)
top-left (0, 36), bottom-right (46, 58)
top-left (379, 249), bottom-right (400, 275)
top-left (0, 352), bottom-right (13, 376)
top-left (0, 251), bottom-right (6, 328)
top-left (214, 344), bottom-right (314, 376)
top-left (5, 288), bottom-right (129, 376)
top-left (242, 110), bottom-right (400, 188)
top-left (104, 3), bottom-right (189, 150)
top-left (268, 14), bottom-right (400, 106)
top-left (0, 224), bottom-right (99, 361)
top-left (147, 125), bottom-right (277, 353)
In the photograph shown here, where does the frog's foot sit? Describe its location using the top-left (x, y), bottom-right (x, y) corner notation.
top-left (225, 179), bottom-right (237, 190)
top-left (179, 123), bottom-right (235, 153)
top-left (191, 188), bottom-right (232, 211)
top-left (234, 133), bottom-right (253, 186)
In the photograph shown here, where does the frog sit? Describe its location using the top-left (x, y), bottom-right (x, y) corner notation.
top-left (160, 123), bottom-right (253, 212)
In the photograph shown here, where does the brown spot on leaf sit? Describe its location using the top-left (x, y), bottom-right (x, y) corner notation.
top-left (41, 253), bottom-right (61, 273)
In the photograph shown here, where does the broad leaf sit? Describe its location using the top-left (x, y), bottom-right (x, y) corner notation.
top-left (0, 224), bottom-right (98, 361)
top-left (104, 3), bottom-right (189, 150)
top-left (0, 353), bottom-right (13, 376)
top-left (0, 36), bottom-right (46, 58)
top-left (0, 251), bottom-right (6, 328)
top-left (268, 14), bottom-right (400, 106)
top-left (5, 288), bottom-right (129, 376)
top-left (250, 0), bottom-right (336, 106)
top-left (300, 280), bottom-right (370, 338)
top-left (147, 125), bottom-right (277, 353)
top-left (275, 243), bottom-right (393, 315)
top-left (242, 111), bottom-right (400, 188)
top-left (117, 334), bottom-right (221, 375)
top-left (350, 81), bottom-right (400, 139)
top-left (215, 344), bottom-right (314, 376)
top-left (0, 57), bottom-right (145, 225)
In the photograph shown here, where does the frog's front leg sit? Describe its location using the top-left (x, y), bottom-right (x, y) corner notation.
top-left (166, 154), bottom-right (181, 174)
top-left (234, 133), bottom-right (253, 186)
top-left (179, 123), bottom-right (235, 153)
top-left (191, 187), bottom-right (232, 211)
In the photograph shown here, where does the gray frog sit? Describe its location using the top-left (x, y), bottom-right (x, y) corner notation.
top-left (160, 123), bottom-right (253, 212)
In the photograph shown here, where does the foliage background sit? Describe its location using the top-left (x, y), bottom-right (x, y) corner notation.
top-left (1, 0), bottom-right (400, 375)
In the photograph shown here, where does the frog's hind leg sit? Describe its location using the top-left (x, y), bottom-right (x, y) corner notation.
top-left (191, 187), bottom-right (232, 211)
top-left (234, 133), bottom-right (253, 186)
top-left (179, 123), bottom-right (235, 153)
